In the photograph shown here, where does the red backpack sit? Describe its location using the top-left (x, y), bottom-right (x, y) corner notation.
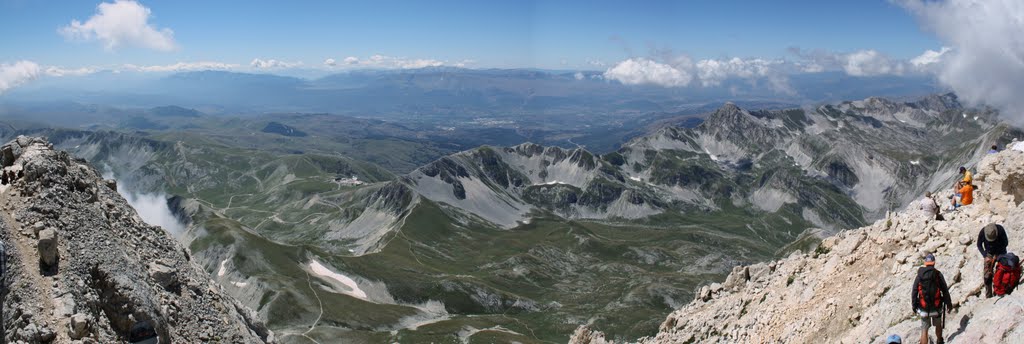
top-left (993, 253), bottom-right (1022, 296)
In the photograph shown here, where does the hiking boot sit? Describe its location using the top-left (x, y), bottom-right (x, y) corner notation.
top-left (985, 285), bottom-right (993, 298)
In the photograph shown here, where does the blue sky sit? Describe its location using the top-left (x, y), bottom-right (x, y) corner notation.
top-left (0, 0), bottom-right (940, 70)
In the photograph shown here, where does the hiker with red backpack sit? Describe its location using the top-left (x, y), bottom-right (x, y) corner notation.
top-left (992, 252), bottom-right (1021, 297)
top-left (912, 254), bottom-right (953, 344)
top-left (977, 223), bottom-right (1009, 297)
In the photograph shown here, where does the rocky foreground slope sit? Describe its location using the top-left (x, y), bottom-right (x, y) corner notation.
top-left (572, 146), bottom-right (1024, 343)
top-left (0, 136), bottom-right (273, 343)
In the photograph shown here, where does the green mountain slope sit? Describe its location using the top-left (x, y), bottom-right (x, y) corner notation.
top-left (10, 93), bottom-right (1017, 342)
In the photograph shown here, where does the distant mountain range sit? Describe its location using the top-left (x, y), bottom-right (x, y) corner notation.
top-left (3, 68), bottom-right (942, 117)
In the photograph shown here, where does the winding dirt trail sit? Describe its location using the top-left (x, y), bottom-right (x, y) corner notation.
top-left (0, 180), bottom-right (70, 342)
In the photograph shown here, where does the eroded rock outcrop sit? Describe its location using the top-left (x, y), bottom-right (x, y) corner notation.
top-left (0, 136), bottom-right (273, 343)
top-left (572, 147), bottom-right (1024, 343)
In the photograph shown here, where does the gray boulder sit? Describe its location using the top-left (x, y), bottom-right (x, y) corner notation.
top-left (38, 228), bottom-right (57, 267)
top-left (148, 261), bottom-right (178, 290)
top-left (70, 313), bottom-right (89, 339)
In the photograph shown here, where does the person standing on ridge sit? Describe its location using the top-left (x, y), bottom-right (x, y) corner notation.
top-left (912, 253), bottom-right (953, 344)
top-left (978, 223), bottom-right (1009, 298)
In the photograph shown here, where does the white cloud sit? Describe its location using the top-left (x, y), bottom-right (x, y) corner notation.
top-left (574, 72), bottom-right (585, 80)
top-left (250, 58), bottom-right (303, 69)
top-left (324, 58), bottom-right (337, 67)
top-left (910, 47), bottom-right (951, 68)
top-left (800, 63), bottom-right (825, 73)
top-left (898, 0), bottom-right (1024, 125)
top-left (44, 66), bottom-right (98, 77)
top-left (121, 190), bottom-right (186, 236)
top-left (60, 0), bottom-right (176, 51)
top-left (695, 57), bottom-right (780, 87)
top-left (122, 61), bottom-right (239, 72)
top-left (786, 47), bottom-right (843, 73)
top-left (451, 59), bottom-right (476, 68)
top-left (603, 58), bottom-right (693, 87)
top-left (397, 58), bottom-right (444, 69)
top-left (842, 50), bottom-right (905, 76)
top-left (0, 61), bottom-right (41, 94)
top-left (326, 54), bottom-right (452, 69)
top-left (788, 47), bottom-right (920, 77)
top-left (604, 56), bottom-right (792, 93)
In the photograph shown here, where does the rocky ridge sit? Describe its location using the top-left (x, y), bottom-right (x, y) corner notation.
top-left (571, 146), bottom-right (1024, 343)
top-left (0, 136), bottom-right (273, 343)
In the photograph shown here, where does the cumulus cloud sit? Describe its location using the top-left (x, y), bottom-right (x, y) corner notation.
top-left (574, 72), bottom-right (585, 80)
top-left (786, 47), bottom-right (919, 76)
top-left (343, 56), bottom-right (359, 65)
top-left (250, 58), bottom-right (303, 69)
top-left (0, 61), bottom-right (41, 94)
top-left (122, 61), bottom-right (239, 72)
top-left (60, 0), bottom-right (176, 51)
top-left (843, 50), bottom-right (905, 76)
top-left (603, 56), bottom-right (792, 93)
top-left (604, 58), bottom-right (693, 87)
top-left (696, 58), bottom-right (781, 87)
top-left (899, 0), bottom-right (1024, 123)
top-left (324, 58), bottom-right (337, 67)
top-left (910, 47), bottom-right (951, 68)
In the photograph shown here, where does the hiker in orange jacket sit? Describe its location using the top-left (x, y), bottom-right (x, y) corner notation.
top-left (950, 181), bottom-right (974, 209)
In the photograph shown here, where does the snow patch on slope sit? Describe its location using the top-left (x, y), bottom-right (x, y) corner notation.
top-left (308, 259), bottom-right (368, 300)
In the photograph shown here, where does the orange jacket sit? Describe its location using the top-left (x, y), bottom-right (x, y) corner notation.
top-left (960, 184), bottom-right (974, 205)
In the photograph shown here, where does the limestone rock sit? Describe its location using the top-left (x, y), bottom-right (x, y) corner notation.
top-left (698, 286), bottom-right (711, 301)
top-left (70, 313), bottom-right (89, 339)
top-left (723, 266), bottom-right (749, 290)
top-left (149, 261), bottom-right (178, 289)
top-left (38, 228), bottom-right (58, 266)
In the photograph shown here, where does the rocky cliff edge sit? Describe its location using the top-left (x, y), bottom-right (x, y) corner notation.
top-left (572, 146), bottom-right (1024, 343)
top-left (0, 136), bottom-right (273, 343)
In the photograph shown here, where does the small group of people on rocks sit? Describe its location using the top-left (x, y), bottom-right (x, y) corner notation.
top-left (896, 162), bottom-right (1022, 344)
top-left (0, 167), bottom-right (22, 186)
top-left (951, 166), bottom-right (974, 210)
top-left (916, 165), bottom-right (976, 221)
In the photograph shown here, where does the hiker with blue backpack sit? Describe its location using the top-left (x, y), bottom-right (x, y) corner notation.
top-left (977, 223), bottom-right (1010, 298)
top-left (912, 253), bottom-right (953, 344)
